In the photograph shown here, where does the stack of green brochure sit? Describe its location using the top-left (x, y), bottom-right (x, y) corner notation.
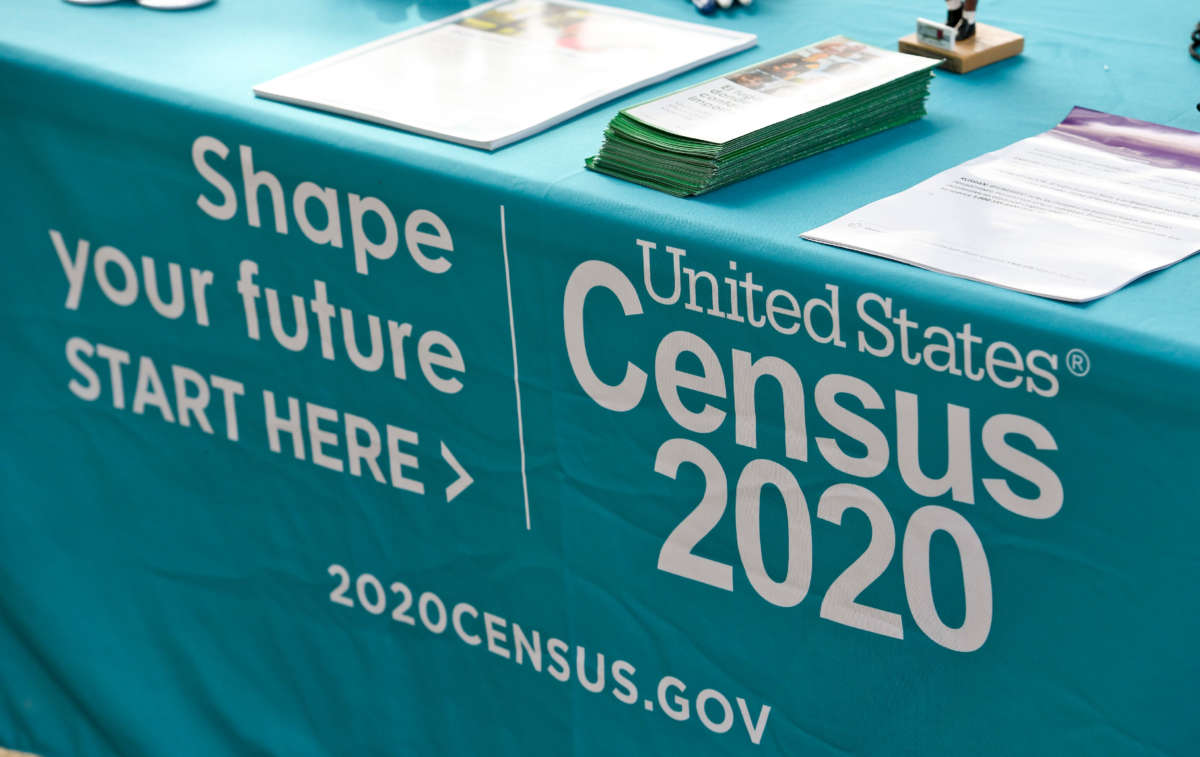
top-left (587, 37), bottom-right (938, 196)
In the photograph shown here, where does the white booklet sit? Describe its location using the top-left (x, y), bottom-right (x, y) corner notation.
top-left (624, 37), bottom-right (938, 145)
top-left (254, 0), bottom-right (756, 150)
top-left (802, 108), bottom-right (1200, 302)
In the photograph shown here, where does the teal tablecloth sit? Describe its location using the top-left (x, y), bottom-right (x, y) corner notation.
top-left (2, 1), bottom-right (1199, 755)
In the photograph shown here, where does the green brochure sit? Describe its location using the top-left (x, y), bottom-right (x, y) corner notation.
top-left (588, 37), bottom-right (938, 196)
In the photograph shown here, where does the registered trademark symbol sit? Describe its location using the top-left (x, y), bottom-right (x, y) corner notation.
top-left (1066, 348), bottom-right (1090, 377)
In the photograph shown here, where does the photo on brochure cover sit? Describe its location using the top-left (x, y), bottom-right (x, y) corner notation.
top-left (456, 0), bottom-right (656, 53)
top-left (725, 39), bottom-right (883, 98)
top-left (458, 1), bottom-right (591, 39)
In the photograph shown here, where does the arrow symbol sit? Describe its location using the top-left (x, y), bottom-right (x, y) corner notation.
top-left (441, 441), bottom-right (473, 503)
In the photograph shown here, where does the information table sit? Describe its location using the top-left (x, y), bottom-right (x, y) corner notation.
top-left (2, 1), bottom-right (1199, 755)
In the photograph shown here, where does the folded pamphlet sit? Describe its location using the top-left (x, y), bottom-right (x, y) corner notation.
top-left (254, 0), bottom-right (756, 150)
top-left (587, 37), bottom-right (938, 196)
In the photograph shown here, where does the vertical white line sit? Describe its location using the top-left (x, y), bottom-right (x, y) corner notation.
top-left (500, 205), bottom-right (531, 530)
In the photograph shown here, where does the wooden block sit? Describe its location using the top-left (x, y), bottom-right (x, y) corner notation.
top-left (899, 23), bottom-right (1024, 74)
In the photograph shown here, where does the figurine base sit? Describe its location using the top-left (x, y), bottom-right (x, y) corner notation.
top-left (899, 24), bottom-right (1024, 74)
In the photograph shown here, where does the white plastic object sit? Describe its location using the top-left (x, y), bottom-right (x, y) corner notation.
top-left (137, 0), bottom-right (214, 8)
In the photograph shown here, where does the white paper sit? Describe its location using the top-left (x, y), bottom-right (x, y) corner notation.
top-left (253, 0), bottom-right (755, 150)
top-left (624, 37), bottom-right (937, 145)
top-left (802, 108), bottom-right (1200, 302)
